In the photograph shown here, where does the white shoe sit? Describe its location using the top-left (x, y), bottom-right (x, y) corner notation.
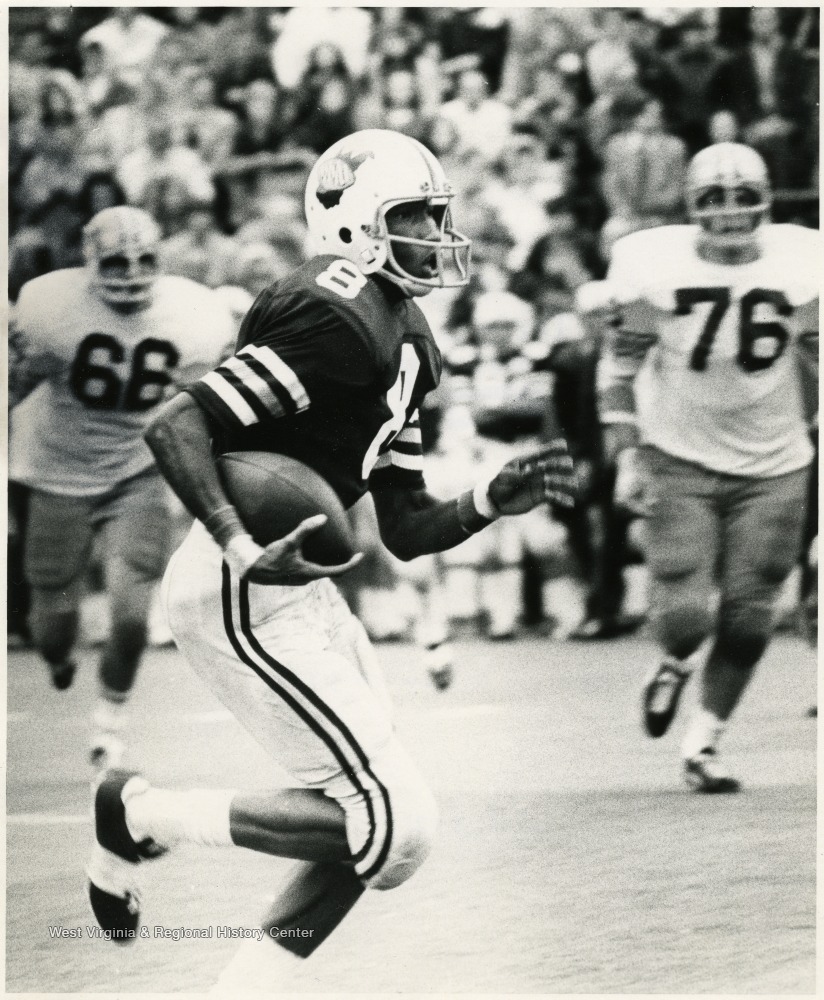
top-left (90, 733), bottom-right (125, 771)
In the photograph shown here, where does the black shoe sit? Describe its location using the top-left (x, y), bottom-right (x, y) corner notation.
top-left (683, 749), bottom-right (741, 794)
top-left (86, 769), bottom-right (166, 943)
top-left (642, 659), bottom-right (692, 738)
top-left (48, 660), bottom-right (76, 691)
top-left (569, 614), bottom-right (645, 641)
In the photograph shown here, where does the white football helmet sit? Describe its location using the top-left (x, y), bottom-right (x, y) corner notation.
top-left (83, 206), bottom-right (161, 309)
top-left (305, 129), bottom-right (471, 294)
top-left (686, 142), bottom-right (771, 252)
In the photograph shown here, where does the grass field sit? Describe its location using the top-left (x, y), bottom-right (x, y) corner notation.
top-left (6, 631), bottom-right (817, 994)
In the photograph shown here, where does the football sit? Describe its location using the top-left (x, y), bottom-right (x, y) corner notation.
top-left (217, 452), bottom-right (355, 566)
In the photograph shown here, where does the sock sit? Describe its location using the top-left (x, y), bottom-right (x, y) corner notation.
top-left (210, 936), bottom-right (303, 993)
top-left (93, 692), bottom-right (128, 735)
top-left (125, 785), bottom-right (236, 849)
top-left (681, 708), bottom-right (725, 761)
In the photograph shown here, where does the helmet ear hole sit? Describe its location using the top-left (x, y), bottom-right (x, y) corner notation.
top-left (339, 227), bottom-right (352, 244)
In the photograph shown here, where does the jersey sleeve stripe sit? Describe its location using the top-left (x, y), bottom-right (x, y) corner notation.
top-left (240, 346), bottom-right (310, 412)
top-left (386, 450), bottom-right (424, 471)
top-left (233, 353), bottom-right (296, 417)
top-left (199, 372), bottom-right (259, 427)
top-left (223, 356), bottom-right (287, 418)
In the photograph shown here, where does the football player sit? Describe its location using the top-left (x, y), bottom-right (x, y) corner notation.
top-left (85, 130), bottom-right (575, 987)
top-left (9, 206), bottom-right (235, 768)
top-left (595, 142), bottom-right (819, 792)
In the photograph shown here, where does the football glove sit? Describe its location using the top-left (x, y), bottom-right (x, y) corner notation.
top-left (487, 439), bottom-right (575, 516)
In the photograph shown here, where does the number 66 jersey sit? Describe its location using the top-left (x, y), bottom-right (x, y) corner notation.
top-left (598, 223), bottom-right (820, 477)
top-left (10, 269), bottom-right (235, 495)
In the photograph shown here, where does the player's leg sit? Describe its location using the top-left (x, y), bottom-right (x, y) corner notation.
top-left (681, 467), bottom-right (808, 791)
top-left (24, 489), bottom-right (94, 690)
top-left (88, 526), bottom-right (437, 961)
top-left (641, 449), bottom-right (718, 737)
top-left (90, 471), bottom-right (172, 768)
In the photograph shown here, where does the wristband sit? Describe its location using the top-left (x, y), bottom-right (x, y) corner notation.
top-left (203, 504), bottom-right (246, 549)
top-left (457, 477), bottom-right (500, 536)
top-left (472, 476), bottom-right (501, 521)
top-left (223, 533), bottom-right (265, 577)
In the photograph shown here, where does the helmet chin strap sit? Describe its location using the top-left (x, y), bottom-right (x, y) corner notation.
top-left (377, 264), bottom-right (432, 298)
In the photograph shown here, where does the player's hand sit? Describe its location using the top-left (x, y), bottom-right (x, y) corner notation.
top-left (613, 448), bottom-right (648, 516)
top-left (246, 515), bottom-right (363, 586)
top-left (488, 439), bottom-right (575, 515)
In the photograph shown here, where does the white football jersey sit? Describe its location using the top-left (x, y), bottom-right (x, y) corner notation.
top-left (10, 269), bottom-right (236, 495)
top-left (600, 224), bottom-right (820, 477)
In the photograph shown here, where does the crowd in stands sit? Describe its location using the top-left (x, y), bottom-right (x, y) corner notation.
top-left (8, 6), bottom-right (820, 643)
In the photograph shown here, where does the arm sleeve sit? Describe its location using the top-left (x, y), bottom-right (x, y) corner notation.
top-left (8, 285), bottom-right (61, 409)
top-left (597, 238), bottom-right (658, 426)
top-left (187, 291), bottom-right (377, 431)
top-left (368, 408), bottom-right (426, 493)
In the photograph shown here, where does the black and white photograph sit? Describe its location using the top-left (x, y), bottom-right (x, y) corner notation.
top-left (6, 3), bottom-right (820, 994)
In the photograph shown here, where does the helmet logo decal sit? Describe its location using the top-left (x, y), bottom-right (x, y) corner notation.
top-left (316, 150), bottom-right (374, 209)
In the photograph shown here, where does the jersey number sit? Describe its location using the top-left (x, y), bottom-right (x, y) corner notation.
top-left (70, 333), bottom-right (180, 411)
top-left (362, 344), bottom-right (421, 479)
top-left (316, 260), bottom-right (367, 300)
top-left (675, 287), bottom-right (792, 373)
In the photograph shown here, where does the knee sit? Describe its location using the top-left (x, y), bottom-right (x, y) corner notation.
top-left (657, 603), bottom-right (713, 658)
top-left (29, 590), bottom-right (78, 660)
top-left (367, 783), bottom-right (439, 891)
top-left (715, 602), bottom-right (771, 669)
top-left (349, 749), bottom-right (439, 891)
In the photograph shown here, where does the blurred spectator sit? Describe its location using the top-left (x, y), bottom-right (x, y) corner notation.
top-left (585, 9), bottom-right (637, 98)
top-left (166, 7), bottom-right (219, 68)
top-left (159, 199), bottom-right (241, 288)
top-left (358, 68), bottom-right (437, 144)
top-left (271, 7), bottom-right (373, 92)
top-left (585, 77), bottom-right (648, 157)
top-left (427, 8), bottom-right (511, 95)
top-left (179, 71), bottom-right (240, 171)
top-left (142, 29), bottom-right (200, 113)
top-left (509, 228), bottom-right (594, 328)
top-left (512, 67), bottom-right (580, 157)
top-left (289, 45), bottom-right (358, 154)
top-left (601, 94), bottom-right (687, 248)
top-left (78, 40), bottom-right (135, 117)
top-left (211, 10), bottom-right (277, 108)
top-left (233, 243), bottom-right (294, 298)
top-left (80, 8), bottom-right (168, 92)
top-left (707, 109), bottom-right (742, 145)
top-left (499, 13), bottom-right (585, 106)
top-left (664, 15), bottom-right (725, 153)
top-left (97, 77), bottom-right (168, 165)
top-left (622, 11), bottom-right (678, 109)
top-left (710, 8), bottom-right (812, 188)
top-left (484, 131), bottom-right (568, 268)
top-left (117, 115), bottom-right (214, 218)
top-left (437, 68), bottom-right (513, 163)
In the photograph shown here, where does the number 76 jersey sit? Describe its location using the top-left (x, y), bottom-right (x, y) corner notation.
top-left (10, 268), bottom-right (235, 495)
top-left (599, 223), bottom-right (820, 477)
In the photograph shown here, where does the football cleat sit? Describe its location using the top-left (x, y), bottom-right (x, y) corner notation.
top-left (683, 749), bottom-right (741, 794)
top-left (48, 659), bottom-right (77, 691)
top-left (87, 770), bottom-right (166, 943)
top-left (642, 658), bottom-right (693, 738)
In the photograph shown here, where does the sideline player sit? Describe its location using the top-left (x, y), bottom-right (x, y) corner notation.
top-left (9, 206), bottom-right (234, 768)
top-left (595, 142), bottom-right (819, 792)
top-left (85, 130), bottom-right (575, 988)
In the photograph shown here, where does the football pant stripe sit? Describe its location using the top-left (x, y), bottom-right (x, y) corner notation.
top-left (238, 353), bottom-right (299, 417)
top-left (200, 372), bottom-right (259, 427)
top-left (394, 427), bottom-right (422, 446)
top-left (372, 453), bottom-right (391, 471)
top-left (223, 357), bottom-right (287, 418)
top-left (221, 567), bottom-right (394, 880)
top-left (240, 346), bottom-right (310, 412)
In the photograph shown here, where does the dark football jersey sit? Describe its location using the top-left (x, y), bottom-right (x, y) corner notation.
top-left (188, 255), bottom-right (442, 508)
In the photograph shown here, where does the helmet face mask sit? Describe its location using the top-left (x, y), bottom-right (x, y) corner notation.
top-left (686, 143), bottom-right (771, 255)
top-left (305, 129), bottom-right (471, 295)
top-left (83, 206), bottom-right (161, 309)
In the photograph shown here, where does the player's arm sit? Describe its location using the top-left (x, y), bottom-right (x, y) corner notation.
top-left (795, 298), bottom-right (818, 426)
top-left (144, 392), bottom-right (360, 585)
top-left (7, 305), bottom-right (59, 410)
top-left (370, 442), bottom-right (574, 561)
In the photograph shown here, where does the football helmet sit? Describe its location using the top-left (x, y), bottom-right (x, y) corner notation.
top-left (305, 129), bottom-right (471, 294)
top-left (83, 206), bottom-right (161, 309)
top-left (686, 142), bottom-right (771, 252)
